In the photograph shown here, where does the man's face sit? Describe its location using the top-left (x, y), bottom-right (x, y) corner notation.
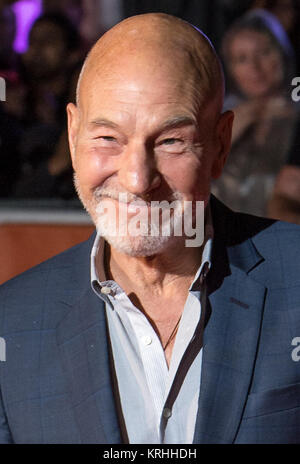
top-left (68, 54), bottom-right (230, 256)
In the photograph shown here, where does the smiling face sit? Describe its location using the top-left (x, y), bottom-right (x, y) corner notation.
top-left (67, 14), bottom-right (233, 256)
top-left (228, 29), bottom-right (284, 98)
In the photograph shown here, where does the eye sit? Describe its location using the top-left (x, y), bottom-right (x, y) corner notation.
top-left (93, 135), bottom-right (118, 147)
top-left (92, 135), bottom-right (120, 152)
top-left (233, 54), bottom-right (248, 65)
top-left (260, 47), bottom-right (272, 57)
top-left (161, 138), bottom-right (183, 145)
top-left (157, 137), bottom-right (187, 154)
top-left (96, 136), bottom-right (116, 142)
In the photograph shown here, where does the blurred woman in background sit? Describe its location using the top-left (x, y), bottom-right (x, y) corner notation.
top-left (251, 0), bottom-right (300, 73)
top-left (212, 9), bottom-right (299, 216)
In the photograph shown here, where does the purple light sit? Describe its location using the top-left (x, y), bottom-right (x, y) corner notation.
top-left (12, 0), bottom-right (42, 53)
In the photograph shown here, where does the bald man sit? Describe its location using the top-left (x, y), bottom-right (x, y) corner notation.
top-left (0, 14), bottom-right (300, 444)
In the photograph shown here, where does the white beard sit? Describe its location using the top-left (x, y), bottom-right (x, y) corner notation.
top-left (74, 174), bottom-right (186, 257)
top-left (94, 197), bottom-right (185, 257)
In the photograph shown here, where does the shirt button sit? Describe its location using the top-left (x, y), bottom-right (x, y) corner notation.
top-left (142, 335), bottom-right (152, 345)
top-left (163, 408), bottom-right (172, 419)
top-left (101, 286), bottom-right (112, 295)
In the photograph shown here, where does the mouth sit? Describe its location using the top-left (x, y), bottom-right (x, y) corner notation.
top-left (94, 195), bottom-right (150, 216)
top-left (93, 188), bottom-right (184, 216)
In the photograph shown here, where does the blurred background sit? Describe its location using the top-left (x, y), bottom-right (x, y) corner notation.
top-left (0, 0), bottom-right (300, 283)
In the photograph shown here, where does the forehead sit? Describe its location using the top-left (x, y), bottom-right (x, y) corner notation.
top-left (80, 52), bottom-right (205, 123)
top-left (229, 30), bottom-right (275, 52)
top-left (30, 21), bottom-right (64, 42)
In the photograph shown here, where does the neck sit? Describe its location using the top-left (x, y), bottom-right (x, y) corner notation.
top-left (106, 238), bottom-right (203, 297)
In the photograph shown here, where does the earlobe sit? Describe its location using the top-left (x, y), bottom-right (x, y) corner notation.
top-left (66, 102), bottom-right (79, 169)
top-left (211, 110), bottom-right (234, 179)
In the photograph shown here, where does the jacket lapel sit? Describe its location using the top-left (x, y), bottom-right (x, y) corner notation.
top-left (55, 235), bottom-right (122, 444)
top-left (193, 197), bottom-right (271, 443)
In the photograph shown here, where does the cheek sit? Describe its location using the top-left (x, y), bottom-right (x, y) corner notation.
top-left (231, 65), bottom-right (243, 81)
top-left (74, 143), bottom-right (117, 191)
top-left (159, 154), bottom-right (211, 197)
top-left (262, 54), bottom-right (283, 79)
top-left (270, 59), bottom-right (284, 81)
top-left (231, 65), bottom-right (249, 89)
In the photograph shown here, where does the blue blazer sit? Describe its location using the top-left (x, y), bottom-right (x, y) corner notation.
top-left (0, 196), bottom-right (300, 443)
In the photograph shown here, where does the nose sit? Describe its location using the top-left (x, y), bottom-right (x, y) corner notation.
top-left (250, 54), bottom-right (262, 73)
top-left (118, 141), bottom-right (161, 197)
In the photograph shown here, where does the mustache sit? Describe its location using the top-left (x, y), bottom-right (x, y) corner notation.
top-left (92, 185), bottom-right (182, 204)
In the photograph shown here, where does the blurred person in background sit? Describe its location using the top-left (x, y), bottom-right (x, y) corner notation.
top-left (42, 0), bottom-right (121, 46)
top-left (0, 2), bottom-right (24, 196)
top-left (268, 115), bottom-right (300, 223)
top-left (43, 0), bottom-right (84, 27)
top-left (252, 0), bottom-right (300, 74)
top-left (212, 9), bottom-right (299, 216)
top-left (12, 12), bottom-right (84, 199)
top-left (0, 98), bottom-right (22, 197)
top-left (0, 3), bottom-right (18, 72)
top-left (0, 3), bottom-right (25, 119)
top-left (42, 0), bottom-right (96, 46)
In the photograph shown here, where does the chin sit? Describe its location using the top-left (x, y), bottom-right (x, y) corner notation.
top-left (96, 229), bottom-right (175, 257)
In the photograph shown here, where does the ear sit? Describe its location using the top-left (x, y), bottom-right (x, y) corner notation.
top-left (211, 110), bottom-right (234, 179)
top-left (66, 102), bottom-right (79, 170)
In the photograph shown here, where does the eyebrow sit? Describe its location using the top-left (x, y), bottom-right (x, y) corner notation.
top-left (88, 118), bottom-right (119, 130)
top-left (159, 116), bottom-right (198, 132)
top-left (88, 115), bottom-right (198, 132)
